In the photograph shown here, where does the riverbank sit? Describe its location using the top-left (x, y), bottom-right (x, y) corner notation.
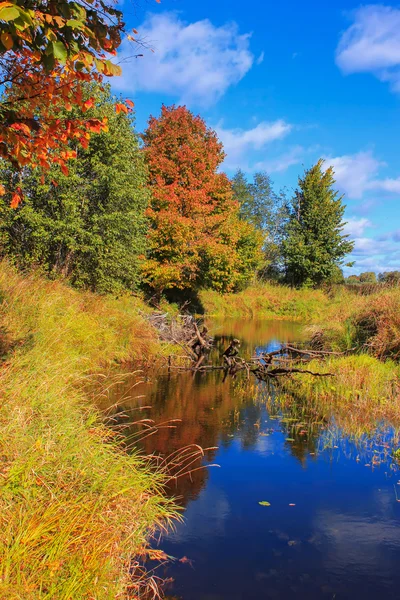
top-left (0, 263), bottom-right (179, 600)
top-left (200, 283), bottom-right (328, 321)
top-left (201, 283), bottom-right (400, 433)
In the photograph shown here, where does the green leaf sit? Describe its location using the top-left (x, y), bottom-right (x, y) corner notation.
top-left (66, 19), bottom-right (84, 29)
top-left (51, 41), bottom-right (68, 63)
top-left (0, 6), bottom-right (20, 21)
top-left (258, 501), bottom-right (271, 506)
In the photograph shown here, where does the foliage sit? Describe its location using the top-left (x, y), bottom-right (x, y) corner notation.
top-left (232, 169), bottom-right (287, 278)
top-left (0, 261), bottom-right (179, 599)
top-left (378, 271), bottom-right (400, 285)
top-left (281, 159), bottom-right (354, 287)
top-left (346, 271), bottom-right (377, 284)
top-left (0, 84), bottom-right (149, 293)
top-left (142, 105), bottom-right (263, 296)
top-left (0, 0), bottom-right (138, 202)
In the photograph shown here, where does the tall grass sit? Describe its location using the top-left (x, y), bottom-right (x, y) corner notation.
top-left (306, 286), bottom-right (400, 358)
top-left (275, 354), bottom-right (400, 437)
top-left (200, 282), bottom-right (328, 321)
top-left (0, 262), bottom-right (179, 600)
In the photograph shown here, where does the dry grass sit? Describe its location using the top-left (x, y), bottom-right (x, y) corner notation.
top-left (0, 262), bottom-right (180, 600)
top-left (200, 282), bottom-right (328, 321)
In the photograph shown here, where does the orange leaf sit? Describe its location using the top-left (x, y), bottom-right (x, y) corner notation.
top-left (60, 164), bottom-right (69, 176)
top-left (0, 184), bottom-right (5, 196)
top-left (126, 99), bottom-right (134, 108)
top-left (83, 98), bottom-right (95, 111)
top-left (115, 102), bottom-right (129, 114)
top-left (10, 191), bottom-right (22, 209)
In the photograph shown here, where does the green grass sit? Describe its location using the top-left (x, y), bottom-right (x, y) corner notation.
top-left (200, 282), bottom-right (328, 321)
top-left (0, 262), bottom-right (180, 600)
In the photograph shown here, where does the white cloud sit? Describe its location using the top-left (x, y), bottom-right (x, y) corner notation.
top-left (256, 51), bottom-right (265, 65)
top-left (325, 150), bottom-right (400, 200)
top-left (371, 177), bottom-right (400, 194)
top-left (336, 5), bottom-right (400, 92)
top-left (342, 217), bottom-right (371, 237)
top-left (253, 145), bottom-right (305, 173)
top-left (114, 13), bottom-right (254, 105)
top-left (215, 120), bottom-right (292, 170)
top-left (327, 151), bottom-right (383, 199)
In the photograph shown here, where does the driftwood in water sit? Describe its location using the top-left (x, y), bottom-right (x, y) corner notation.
top-left (169, 337), bottom-right (335, 381)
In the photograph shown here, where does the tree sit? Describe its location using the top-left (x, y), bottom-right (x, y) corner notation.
top-left (142, 105), bottom-right (263, 296)
top-left (378, 271), bottom-right (400, 285)
top-left (0, 84), bottom-right (149, 293)
top-left (232, 169), bottom-right (287, 279)
top-left (359, 271), bottom-right (377, 284)
top-left (282, 159), bottom-right (354, 287)
top-left (0, 0), bottom-right (140, 204)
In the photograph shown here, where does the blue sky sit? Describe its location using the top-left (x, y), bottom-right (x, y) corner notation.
top-left (112, 0), bottom-right (400, 275)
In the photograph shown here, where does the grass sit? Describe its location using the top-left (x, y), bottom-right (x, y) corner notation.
top-left (305, 286), bottom-right (400, 358)
top-left (0, 262), bottom-right (180, 600)
top-left (200, 282), bottom-right (328, 321)
top-left (274, 354), bottom-right (400, 437)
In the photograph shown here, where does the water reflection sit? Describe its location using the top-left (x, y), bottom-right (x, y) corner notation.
top-left (101, 319), bottom-right (400, 600)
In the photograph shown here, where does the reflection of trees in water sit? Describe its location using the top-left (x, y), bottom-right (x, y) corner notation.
top-left (105, 368), bottom-right (270, 506)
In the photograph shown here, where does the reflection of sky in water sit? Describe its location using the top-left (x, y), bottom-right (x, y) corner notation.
top-left (105, 319), bottom-right (400, 600)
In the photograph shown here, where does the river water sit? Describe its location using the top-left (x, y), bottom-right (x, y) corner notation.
top-left (105, 319), bottom-right (400, 600)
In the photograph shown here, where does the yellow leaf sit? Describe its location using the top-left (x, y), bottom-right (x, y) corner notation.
top-left (1, 31), bottom-right (12, 50)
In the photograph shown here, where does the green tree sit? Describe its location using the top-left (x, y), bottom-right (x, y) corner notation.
top-left (282, 159), bottom-right (354, 287)
top-left (0, 84), bottom-right (149, 293)
top-left (359, 271), bottom-right (377, 284)
top-left (232, 169), bottom-right (287, 279)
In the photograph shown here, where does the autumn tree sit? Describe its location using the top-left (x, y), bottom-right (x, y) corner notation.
top-left (142, 105), bottom-right (262, 296)
top-left (0, 84), bottom-right (149, 293)
top-left (282, 159), bottom-right (354, 287)
top-left (0, 0), bottom-right (139, 205)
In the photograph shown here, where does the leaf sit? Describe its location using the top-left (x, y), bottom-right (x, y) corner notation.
top-left (258, 501), bottom-right (271, 506)
top-left (1, 31), bottom-right (13, 50)
top-left (66, 19), bottom-right (83, 29)
top-left (115, 102), bottom-right (129, 114)
top-left (83, 98), bottom-right (95, 110)
top-left (0, 184), bottom-right (5, 196)
top-left (0, 5), bottom-right (19, 21)
top-left (10, 190), bottom-right (22, 209)
top-left (51, 40), bottom-right (68, 63)
top-left (126, 99), bottom-right (134, 108)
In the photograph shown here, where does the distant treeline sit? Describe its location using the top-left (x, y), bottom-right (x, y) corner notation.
top-left (0, 83), bottom-right (354, 299)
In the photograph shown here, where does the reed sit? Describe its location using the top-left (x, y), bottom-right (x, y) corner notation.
top-left (0, 262), bottom-right (180, 600)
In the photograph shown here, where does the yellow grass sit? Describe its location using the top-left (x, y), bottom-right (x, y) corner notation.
top-left (0, 262), bottom-right (179, 600)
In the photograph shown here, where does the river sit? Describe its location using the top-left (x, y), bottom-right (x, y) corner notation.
top-left (104, 319), bottom-right (400, 600)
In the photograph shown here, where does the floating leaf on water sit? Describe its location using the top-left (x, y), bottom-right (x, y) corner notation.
top-left (259, 501), bottom-right (271, 506)
top-left (289, 503), bottom-right (296, 506)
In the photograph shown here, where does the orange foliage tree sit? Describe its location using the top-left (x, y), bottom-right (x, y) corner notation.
top-left (142, 105), bottom-right (263, 296)
top-left (0, 0), bottom-right (135, 206)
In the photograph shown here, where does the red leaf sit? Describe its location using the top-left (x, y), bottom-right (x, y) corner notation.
top-left (83, 98), bottom-right (95, 111)
top-left (126, 99), bottom-right (134, 108)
